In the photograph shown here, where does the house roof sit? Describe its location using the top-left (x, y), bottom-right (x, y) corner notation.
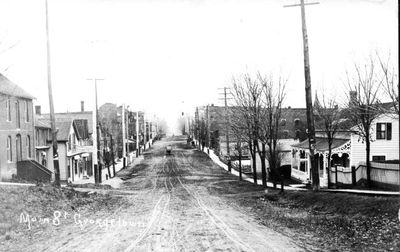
top-left (42, 111), bottom-right (93, 134)
top-left (292, 137), bottom-right (350, 152)
top-left (0, 73), bottom-right (35, 99)
top-left (55, 119), bottom-right (73, 142)
top-left (35, 118), bottom-right (51, 129)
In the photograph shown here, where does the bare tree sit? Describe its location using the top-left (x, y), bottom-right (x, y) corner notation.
top-left (345, 57), bottom-right (383, 187)
top-left (232, 73), bottom-right (263, 185)
top-left (314, 92), bottom-right (344, 188)
top-left (258, 73), bottom-right (287, 189)
top-left (230, 116), bottom-right (247, 181)
top-left (377, 53), bottom-right (399, 115)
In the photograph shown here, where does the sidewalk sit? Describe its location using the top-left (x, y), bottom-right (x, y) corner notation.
top-left (201, 147), bottom-right (400, 196)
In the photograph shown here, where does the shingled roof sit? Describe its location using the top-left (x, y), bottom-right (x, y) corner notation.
top-left (55, 119), bottom-right (73, 142)
top-left (0, 73), bottom-right (35, 99)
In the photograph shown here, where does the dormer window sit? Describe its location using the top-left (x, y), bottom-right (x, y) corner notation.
top-left (294, 118), bottom-right (300, 126)
top-left (280, 119), bottom-right (286, 126)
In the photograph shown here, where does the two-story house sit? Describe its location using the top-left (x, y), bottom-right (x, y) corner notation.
top-left (0, 74), bottom-right (38, 181)
top-left (54, 118), bottom-right (93, 182)
top-left (291, 112), bottom-right (399, 188)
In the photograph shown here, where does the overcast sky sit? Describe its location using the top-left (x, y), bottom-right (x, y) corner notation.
top-left (0, 0), bottom-right (398, 130)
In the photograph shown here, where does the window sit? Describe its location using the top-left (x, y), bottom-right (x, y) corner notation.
top-left (372, 155), bottom-right (385, 162)
top-left (15, 101), bottom-right (20, 128)
top-left (282, 130), bottom-right (289, 138)
top-left (16, 134), bottom-right (22, 161)
top-left (7, 136), bottom-right (12, 162)
top-left (27, 135), bottom-right (31, 158)
top-left (300, 160), bottom-right (308, 172)
top-left (295, 130), bottom-right (301, 139)
top-left (280, 119), bottom-right (286, 126)
top-left (35, 129), bottom-right (40, 146)
top-left (376, 123), bottom-right (392, 140)
top-left (299, 150), bottom-right (308, 172)
top-left (6, 99), bottom-right (11, 121)
top-left (25, 101), bottom-right (30, 122)
top-left (294, 118), bottom-right (300, 126)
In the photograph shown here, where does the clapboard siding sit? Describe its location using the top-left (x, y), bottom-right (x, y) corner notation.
top-left (350, 114), bottom-right (399, 167)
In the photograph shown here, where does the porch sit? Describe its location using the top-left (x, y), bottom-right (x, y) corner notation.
top-left (291, 138), bottom-right (351, 188)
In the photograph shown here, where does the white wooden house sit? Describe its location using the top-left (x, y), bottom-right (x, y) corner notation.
top-left (290, 113), bottom-right (399, 188)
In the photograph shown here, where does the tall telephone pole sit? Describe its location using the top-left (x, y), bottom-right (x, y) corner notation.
top-left (136, 111), bottom-right (139, 157)
top-left (195, 107), bottom-right (200, 149)
top-left (284, 0), bottom-right (320, 190)
top-left (219, 87), bottom-right (232, 172)
top-left (206, 104), bottom-right (210, 154)
top-left (45, 0), bottom-right (60, 186)
top-left (122, 103), bottom-right (126, 168)
top-left (87, 78), bottom-right (104, 184)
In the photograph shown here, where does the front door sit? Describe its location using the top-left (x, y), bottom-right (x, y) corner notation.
top-left (16, 134), bottom-right (22, 161)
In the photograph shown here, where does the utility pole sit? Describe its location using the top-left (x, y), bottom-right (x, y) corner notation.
top-left (104, 130), bottom-right (111, 179)
top-left (136, 111), bottom-right (139, 157)
top-left (284, 0), bottom-right (320, 190)
top-left (126, 107), bottom-right (130, 164)
top-left (195, 107), bottom-right (200, 149)
top-left (143, 114), bottom-right (146, 151)
top-left (110, 133), bottom-right (116, 177)
top-left (122, 103), bottom-right (126, 168)
top-left (87, 78), bottom-right (104, 184)
top-left (45, 0), bottom-right (60, 187)
top-left (219, 87), bottom-right (232, 172)
top-left (206, 104), bottom-right (210, 154)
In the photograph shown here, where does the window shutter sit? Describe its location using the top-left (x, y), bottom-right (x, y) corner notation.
top-left (376, 123), bottom-right (379, 138)
top-left (386, 123), bottom-right (392, 140)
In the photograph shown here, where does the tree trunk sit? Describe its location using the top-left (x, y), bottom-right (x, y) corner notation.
top-left (311, 153), bottom-right (319, 191)
top-left (366, 132), bottom-right (371, 187)
top-left (239, 151), bottom-right (242, 181)
top-left (261, 143), bottom-right (267, 187)
top-left (272, 159), bottom-right (277, 189)
top-left (327, 148), bottom-right (332, 189)
top-left (252, 139), bottom-right (258, 184)
top-left (257, 142), bottom-right (267, 187)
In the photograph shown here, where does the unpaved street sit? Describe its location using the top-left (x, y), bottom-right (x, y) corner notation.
top-left (11, 136), bottom-right (302, 252)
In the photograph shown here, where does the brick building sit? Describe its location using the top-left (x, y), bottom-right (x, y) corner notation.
top-left (0, 74), bottom-right (35, 180)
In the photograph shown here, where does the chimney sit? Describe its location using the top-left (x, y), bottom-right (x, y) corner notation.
top-left (81, 101), bottom-right (84, 112)
top-left (349, 91), bottom-right (357, 106)
top-left (35, 105), bottom-right (41, 116)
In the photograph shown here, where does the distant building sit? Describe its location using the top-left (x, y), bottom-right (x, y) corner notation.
top-left (99, 103), bottom-right (144, 157)
top-left (0, 74), bottom-right (37, 181)
top-left (197, 105), bottom-right (309, 175)
top-left (34, 112), bottom-right (54, 175)
top-left (55, 118), bottom-right (93, 182)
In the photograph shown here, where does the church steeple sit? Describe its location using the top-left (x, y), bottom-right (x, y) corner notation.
top-left (314, 90), bottom-right (321, 108)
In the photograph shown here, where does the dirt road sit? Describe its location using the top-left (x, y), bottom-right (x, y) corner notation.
top-left (12, 136), bottom-right (303, 252)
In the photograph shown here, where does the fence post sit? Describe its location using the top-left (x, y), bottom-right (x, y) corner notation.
top-left (335, 165), bottom-right (338, 188)
top-left (351, 165), bottom-right (356, 186)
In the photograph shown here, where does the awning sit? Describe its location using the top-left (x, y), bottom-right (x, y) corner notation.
top-left (292, 137), bottom-right (350, 152)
